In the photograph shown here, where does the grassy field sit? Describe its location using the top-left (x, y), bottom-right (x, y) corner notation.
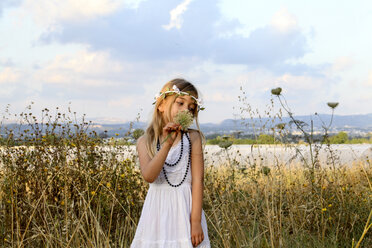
top-left (0, 92), bottom-right (371, 247)
top-left (0, 140), bottom-right (371, 247)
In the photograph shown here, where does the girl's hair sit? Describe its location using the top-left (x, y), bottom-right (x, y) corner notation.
top-left (144, 78), bottom-right (206, 158)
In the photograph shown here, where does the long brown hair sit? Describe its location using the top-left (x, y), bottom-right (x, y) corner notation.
top-left (144, 78), bottom-right (205, 158)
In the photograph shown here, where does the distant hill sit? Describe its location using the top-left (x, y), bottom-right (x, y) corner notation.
top-left (2, 113), bottom-right (371, 137)
top-left (86, 113), bottom-right (372, 137)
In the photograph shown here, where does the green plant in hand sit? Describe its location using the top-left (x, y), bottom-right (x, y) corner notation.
top-left (161, 110), bottom-right (194, 144)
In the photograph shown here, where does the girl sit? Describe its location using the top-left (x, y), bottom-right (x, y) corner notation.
top-left (130, 79), bottom-right (211, 247)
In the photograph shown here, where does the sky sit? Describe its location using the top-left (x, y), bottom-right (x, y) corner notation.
top-left (0, 0), bottom-right (371, 124)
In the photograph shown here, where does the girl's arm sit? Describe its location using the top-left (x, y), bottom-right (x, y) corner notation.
top-left (189, 130), bottom-right (205, 246)
top-left (190, 130), bottom-right (204, 221)
top-left (136, 123), bottom-right (181, 183)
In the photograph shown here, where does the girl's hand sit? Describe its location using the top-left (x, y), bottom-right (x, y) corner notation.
top-left (162, 122), bottom-right (181, 146)
top-left (191, 220), bottom-right (204, 247)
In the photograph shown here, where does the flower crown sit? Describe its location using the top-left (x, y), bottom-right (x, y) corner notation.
top-left (152, 85), bottom-right (205, 111)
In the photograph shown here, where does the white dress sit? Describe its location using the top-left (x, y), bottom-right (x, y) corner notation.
top-left (130, 132), bottom-right (211, 248)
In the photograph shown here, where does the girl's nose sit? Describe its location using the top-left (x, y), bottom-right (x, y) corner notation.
top-left (183, 106), bottom-right (192, 113)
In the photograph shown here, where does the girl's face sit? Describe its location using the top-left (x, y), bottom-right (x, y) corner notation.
top-left (159, 95), bottom-right (197, 124)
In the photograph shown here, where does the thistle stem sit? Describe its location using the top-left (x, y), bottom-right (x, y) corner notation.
top-left (161, 131), bottom-right (174, 145)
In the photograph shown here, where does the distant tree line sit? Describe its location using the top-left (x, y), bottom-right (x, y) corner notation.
top-left (206, 131), bottom-right (372, 145)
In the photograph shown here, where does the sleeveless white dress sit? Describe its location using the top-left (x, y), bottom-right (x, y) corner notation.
top-left (130, 132), bottom-right (211, 248)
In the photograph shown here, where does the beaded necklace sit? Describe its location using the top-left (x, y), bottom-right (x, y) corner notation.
top-left (156, 131), bottom-right (191, 187)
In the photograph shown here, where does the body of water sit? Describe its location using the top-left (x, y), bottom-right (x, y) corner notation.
top-left (1, 144), bottom-right (371, 168)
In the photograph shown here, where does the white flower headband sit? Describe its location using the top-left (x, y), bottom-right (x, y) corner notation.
top-left (153, 85), bottom-right (205, 111)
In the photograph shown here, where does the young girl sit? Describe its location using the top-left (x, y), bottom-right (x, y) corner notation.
top-left (130, 79), bottom-right (211, 247)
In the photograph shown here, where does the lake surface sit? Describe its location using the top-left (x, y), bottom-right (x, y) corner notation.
top-left (1, 144), bottom-right (371, 168)
top-left (99, 144), bottom-right (372, 167)
top-left (203, 144), bottom-right (372, 167)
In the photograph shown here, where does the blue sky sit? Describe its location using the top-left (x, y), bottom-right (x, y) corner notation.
top-left (0, 0), bottom-right (371, 124)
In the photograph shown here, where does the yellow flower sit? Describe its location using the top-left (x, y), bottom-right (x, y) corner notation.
top-left (61, 200), bottom-right (65, 206)
top-left (328, 217), bottom-right (333, 220)
top-left (120, 174), bottom-right (125, 178)
top-left (322, 208), bottom-right (327, 212)
top-left (91, 191), bottom-right (96, 196)
top-left (106, 182), bottom-right (112, 188)
top-left (328, 204), bottom-right (332, 207)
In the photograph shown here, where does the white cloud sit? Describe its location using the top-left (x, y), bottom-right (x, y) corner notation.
top-left (39, 0), bottom-right (313, 75)
top-left (0, 67), bottom-right (20, 83)
top-left (20, 0), bottom-right (123, 27)
top-left (108, 96), bottom-right (135, 108)
top-left (331, 56), bottom-right (355, 71)
top-left (270, 7), bottom-right (298, 33)
top-left (34, 50), bottom-right (126, 86)
top-left (162, 0), bottom-right (193, 30)
top-left (0, 85), bottom-right (17, 97)
top-left (204, 92), bottom-right (234, 103)
top-left (279, 73), bottom-right (330, 91)
top-left (365, 72), bottom-right (372, 87)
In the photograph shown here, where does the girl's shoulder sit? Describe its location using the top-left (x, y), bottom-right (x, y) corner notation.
top-left (136, 134), bottom-right (147, 147)
top-left (186, 129), bottom-right (202, 143)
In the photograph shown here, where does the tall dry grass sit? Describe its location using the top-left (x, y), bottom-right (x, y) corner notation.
top-left (0, 89), bottom-right (371, 247)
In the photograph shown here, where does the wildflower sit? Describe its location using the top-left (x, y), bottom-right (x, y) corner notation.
top-left (61, 200), bottom-right (65, 206)
top-left (328, 203), bottom-right (332, 207)
top-left (172, 85), bottom-right (181, 94)
top-left (161, 110), bottom-right (194, 145)
top-left (174, 110), bottom-right (194, 131)
top-left (327, 102), bottom-right (339, 109)
top-left (115, 133), bottom-right (119, 136)
top-left (91, 191), bottom-right (96, 196)
top-left (154, 92), bottom-right (162, 99)
top-left (322, 208), bottom-right (327, 212)
top-left (120, 174), bottom-right (125, 178)
top-left (275, 123), bottom-right (286, 130)
top-left (271, 87), bottom-right (282, 96)
top-left (328, 217), bottom-right (333, 220)
top-left (218, 140), bottom-right (233, 149)
top-left (106, 182), bottom-right (112, 188)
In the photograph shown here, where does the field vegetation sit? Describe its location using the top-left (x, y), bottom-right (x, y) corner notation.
top-left (0, 88), bottom-right (371, 247)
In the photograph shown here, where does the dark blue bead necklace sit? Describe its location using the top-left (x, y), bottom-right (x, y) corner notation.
top-left (157, 131), bottom-right (191, 187)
